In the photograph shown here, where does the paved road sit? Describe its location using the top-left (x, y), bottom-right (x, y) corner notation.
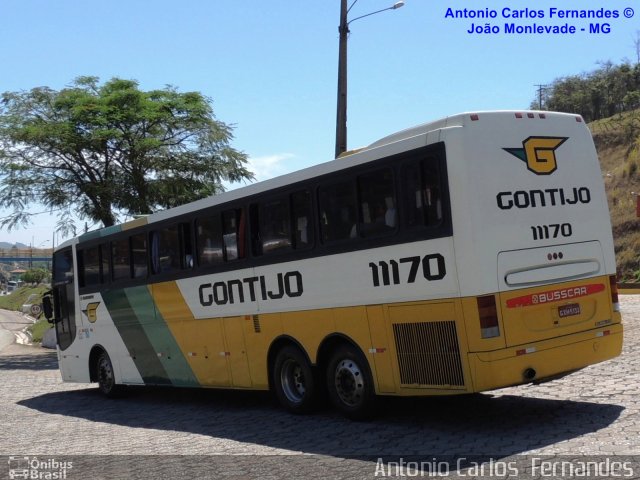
top-left (0, 296), bottom-right (638, 479)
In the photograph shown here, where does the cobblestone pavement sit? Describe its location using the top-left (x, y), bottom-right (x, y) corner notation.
top-left (0, 296), bottom-right (638, 478)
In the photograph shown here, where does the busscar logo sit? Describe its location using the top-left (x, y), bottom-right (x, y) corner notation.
top-left (503, 136), bottom-right (568, 175)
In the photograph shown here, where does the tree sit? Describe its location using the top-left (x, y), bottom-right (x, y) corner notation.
top-left (0, 76), bottom-right (253, 234)
top-left (22, 268), bottom-right (49, 285)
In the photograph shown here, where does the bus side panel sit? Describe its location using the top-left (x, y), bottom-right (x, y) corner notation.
top-left (366, 305), bottom-right (396, 393)
top-left (383, 299), bottom-right (472, 395)
top-left (243, 311), bottom-right (284, 389)
top-left (151, 281), bottom-right (230, 387)
top-left (75, 292), bottom-right (144, 385)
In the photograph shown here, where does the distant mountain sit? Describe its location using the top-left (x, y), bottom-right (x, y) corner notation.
top-left (0, 242), bottom-right (28, 249)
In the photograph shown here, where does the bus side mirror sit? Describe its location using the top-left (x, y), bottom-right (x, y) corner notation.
top-left (42, 295), bottom-right (54, 324)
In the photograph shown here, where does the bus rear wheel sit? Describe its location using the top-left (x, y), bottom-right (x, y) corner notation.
top-left (273, 346), bottom-right (318, 414)
top-left (96, 350), bottom-right (125, 398)
top-left (326, 345), bottom-right (376, 420)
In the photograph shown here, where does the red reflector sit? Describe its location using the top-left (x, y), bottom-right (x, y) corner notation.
top-left (470, 114), bottom-right (479, 121)
top-left (539, 113), bottom-right (546, 119)
top-left (515, 112), bottom-right (523, 118)
top-left (576, 116), bottom-right (583, 122)
top-left (609, 275), bottom-right (619, 302)
top-left (609, 275), bottom-right (620, 312)
top-left (477, 295), bottom-right (499, 338)
top-left (527, 113), bottom-right (535, 118)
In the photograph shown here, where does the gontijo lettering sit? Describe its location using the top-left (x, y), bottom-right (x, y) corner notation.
top-left (199, 271), bottom-right (303, 306)
top-left (497, 187), bottom-right (591, 209)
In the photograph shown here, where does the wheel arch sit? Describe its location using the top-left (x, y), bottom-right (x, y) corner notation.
top-left (316, 333), bottom-right (368, 381)
top-left (88, 344), bottom-right (108, 383)
top-left (266, 335), bottom-right (313, 390)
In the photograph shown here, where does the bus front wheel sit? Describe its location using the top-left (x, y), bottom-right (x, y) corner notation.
top-left (96, 350), bottom-right (125, 398)
top-left (326, 345), bottom-right (376, 420)
top-left (273, 346), bottom-right (318, 414)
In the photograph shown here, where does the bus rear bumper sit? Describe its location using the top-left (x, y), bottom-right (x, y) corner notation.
top-left (467, 324), bottom-right (623, 393)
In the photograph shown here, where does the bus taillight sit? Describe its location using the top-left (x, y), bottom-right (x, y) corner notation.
top-left (477, 295), bottom-right (500, 338)
top-left (609, 275), bottom-right (620, 312)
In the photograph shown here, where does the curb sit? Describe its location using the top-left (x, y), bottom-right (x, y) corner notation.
top-left (619, 283), bottom-right (640, 295)
top-left (15, 312), bottom-right (36, 346)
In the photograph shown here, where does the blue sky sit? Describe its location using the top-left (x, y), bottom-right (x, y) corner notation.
top-left (1, 0), bottom-right (638, 245)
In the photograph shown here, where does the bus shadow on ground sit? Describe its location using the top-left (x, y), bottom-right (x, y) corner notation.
top-left (19, 380), bottom-right (624, 457)
top-left (0, 352), bottom-right (58, 371)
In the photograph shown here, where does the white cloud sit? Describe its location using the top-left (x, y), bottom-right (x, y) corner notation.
top-left (247, 153), bottom-right (296, 181)
top-left (225, 153), bottom-right (296, 190)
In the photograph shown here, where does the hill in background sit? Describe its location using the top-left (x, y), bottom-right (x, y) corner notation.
top-left (590, 109), bottom-right (640, 281)
top-left (0, 242), bottom-right (28, 249)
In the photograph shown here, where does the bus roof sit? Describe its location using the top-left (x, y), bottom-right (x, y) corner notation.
top-left (61, 110), bottom-right (581, 249)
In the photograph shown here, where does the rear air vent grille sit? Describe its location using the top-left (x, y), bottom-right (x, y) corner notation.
top-left (392, 321), bottom-right (464, 387)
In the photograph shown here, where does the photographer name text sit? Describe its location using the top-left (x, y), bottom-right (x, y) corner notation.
top-left (445, 7), bottom-right (635, 35)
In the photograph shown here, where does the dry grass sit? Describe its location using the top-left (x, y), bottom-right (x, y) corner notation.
top-left (591, 110), bottom-right (640, 281)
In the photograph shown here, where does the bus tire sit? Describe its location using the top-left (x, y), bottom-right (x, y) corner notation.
top-left (96, 350), bottom-right (126, 398)
top-left (273, 345), bottom-right (318, 414)
top-left (326, 345), bottom-right (376, 420)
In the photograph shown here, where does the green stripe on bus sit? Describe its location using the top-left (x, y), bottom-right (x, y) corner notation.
top-left (124, 286), bottom-right (199, 387)
top-left (102, 288), bottom-right (171, 385)
top-left (78, 225), bottom-right (122, 243)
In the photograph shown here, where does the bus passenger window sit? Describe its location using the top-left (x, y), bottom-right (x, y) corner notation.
top-left (403, 158), bottom-right (443, 228)
top-left (181, 222), bottom-right (194, 269)
top-left (100, 243), bottom-right (110, 283)
top-left (111, 238), bottom-right (130, 280)
top-left (357, 169), bottom-right (396, 238)
top-left (319, 180), bottom-right (357, 243)
top-left (196, 215), bottom-right (223, 266)
top-left (223, 208), bottom-right (246, 261)
top-left (131, 233), bottom-right (148, 279)
top-left (79, 247), bottom-right (100, 287)
top-left (292, 190), bottom-right (313, 250)
top-left (260, 198), bottom-right (292, 254)
top-left (150, 226), bottom-right (181, 275)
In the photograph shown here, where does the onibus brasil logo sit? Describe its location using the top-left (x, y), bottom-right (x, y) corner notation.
top-left (503, 136), bottom-right (568, 175)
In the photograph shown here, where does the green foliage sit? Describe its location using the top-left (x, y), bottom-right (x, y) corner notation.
top-left (535, 61), bottom-right (640, 122)
top-left (0, 76), bottom-right (253, 233)
top-left (28, 318), bottom-right (51, 343)
top-left (21, 268), bottom-right (50, 285)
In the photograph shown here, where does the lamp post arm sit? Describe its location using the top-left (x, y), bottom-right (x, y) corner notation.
top-left (348, 5), bottom-right (397, 25)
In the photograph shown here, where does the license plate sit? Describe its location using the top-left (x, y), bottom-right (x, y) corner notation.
top-left (558, 303), bottom-right (581, 318)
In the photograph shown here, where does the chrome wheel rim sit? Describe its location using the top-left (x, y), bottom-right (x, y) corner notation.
top-left (280, 358), bottom-right (306, 404)
top-left (334, 359), bottom-right (364, 407)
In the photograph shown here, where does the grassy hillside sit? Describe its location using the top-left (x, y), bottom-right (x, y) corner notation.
top-left (0, 285), bottom-right (48, 311)
top-left (590, 109), bottom-right (640, 281)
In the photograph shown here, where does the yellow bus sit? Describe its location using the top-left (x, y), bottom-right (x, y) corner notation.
top-left (44, 111), bottom-right (623, 419)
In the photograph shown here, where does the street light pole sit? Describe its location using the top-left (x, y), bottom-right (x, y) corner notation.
top-left (334, 0), bottom-right (404, 159)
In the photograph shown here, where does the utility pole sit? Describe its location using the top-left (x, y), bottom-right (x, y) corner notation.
top-left (335, 0), bottom-right (349, 159)
top-left (534, 84), bottom-right (548, 110)
top-left (334, 0), bottom-right (404, 159)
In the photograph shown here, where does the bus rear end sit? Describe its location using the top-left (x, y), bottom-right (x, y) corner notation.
top-left (444, 111), bottom-right (622, 392)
